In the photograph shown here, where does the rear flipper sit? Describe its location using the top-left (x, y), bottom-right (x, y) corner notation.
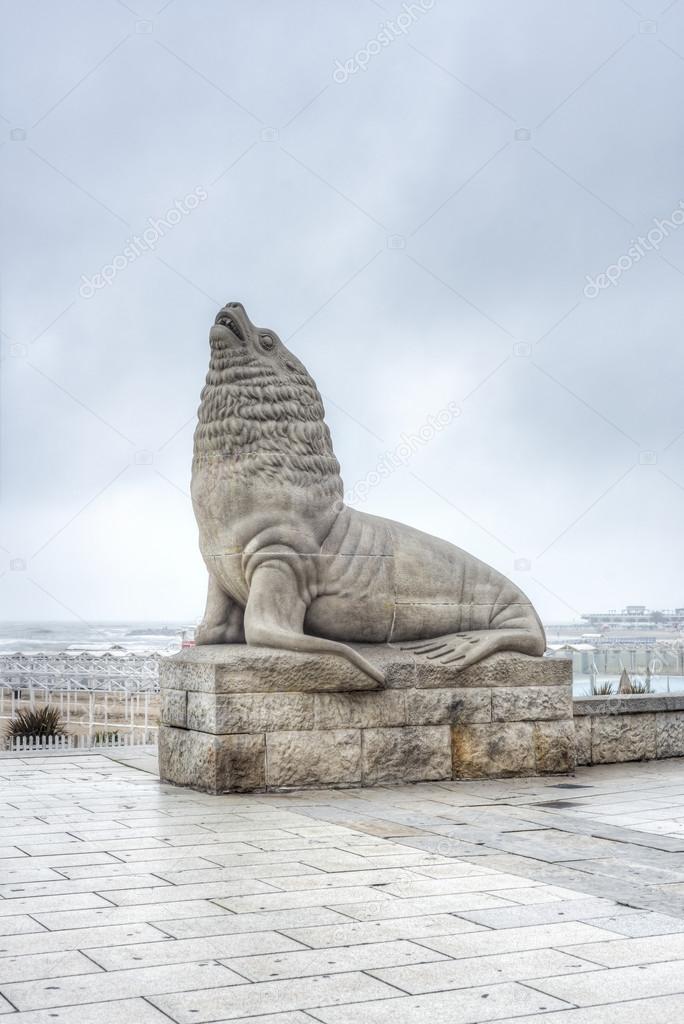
top-left (397, 627), bottom-right (545, 669)
top-left (244, 560), bottom-right (384, 687)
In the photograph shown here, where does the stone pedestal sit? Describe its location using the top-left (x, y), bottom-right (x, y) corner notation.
top-left (158, 645), bottom-right (574, 792)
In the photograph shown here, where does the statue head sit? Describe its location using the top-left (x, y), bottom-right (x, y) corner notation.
top-left (209, 302), bottom-right (308, 380)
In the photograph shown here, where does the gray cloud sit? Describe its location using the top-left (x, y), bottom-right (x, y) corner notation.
top-left (2, 0), bottom-right (683, 624)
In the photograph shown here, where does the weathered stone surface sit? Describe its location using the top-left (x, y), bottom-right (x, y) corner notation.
top-left (314, 691), bottom-right (405, 730)
top-left (405, 688), bottom-right (491, 725)
top-left (164, 647), bottom-right (562, 695)
top-left (266, 730), bottom-right (361, 788)
top-left (574, 716), bottom-right (592, 766)
top-left (158, 725), bottom-right (265, 793)
top-left (533, 720), bottom-right (575, 773)
top-left (656, 710), bottom-right (684, 759)
top-left (590, 714), bottom-right (656, 764)
top-left (159, 649), bottom-right (572, 793)
top-left (160, 689), bottom-right (187, 729)
top-left (362, 726), bottom-right (451, 784)
top-left (411, 653), bottom-right (570, 691)
top-left (452, 722), bottom-right (536, 779)
top-left (186, 691), bottom-right (313, 734)
top-left (161, 645), bottom-right (383, 694)
top-left (492, 686), bottom-right (572, 722)
top-left (191, 303), bottom-right (546, 687)
top-left (575, 693), bottom-right (684, 715)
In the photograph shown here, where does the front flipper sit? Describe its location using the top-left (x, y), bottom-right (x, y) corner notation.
top-left (396, 628), bottom-right (544, 669)
top-left (244, 560), bottom-right (384, 686)
top-left (195, 574), bottom-right (245, 645)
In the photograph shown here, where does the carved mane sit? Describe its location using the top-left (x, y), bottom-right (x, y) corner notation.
top-left (192, 347), bottom-right (344, 502)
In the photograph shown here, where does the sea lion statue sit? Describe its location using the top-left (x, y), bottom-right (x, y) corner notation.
top-left (191, 302), bottom-right (546, 686)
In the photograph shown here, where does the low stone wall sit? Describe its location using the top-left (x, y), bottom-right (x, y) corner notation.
top-left (574, 693), bottom-right (684, 765)
top-left (158, 645), bottom-right (574, 793)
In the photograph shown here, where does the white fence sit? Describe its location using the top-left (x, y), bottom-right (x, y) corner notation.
top-left (3, 731), bottom-right (157, 755)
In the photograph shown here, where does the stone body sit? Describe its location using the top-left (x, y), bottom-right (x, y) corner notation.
top-left (192, 302), bottom-right (545, 685)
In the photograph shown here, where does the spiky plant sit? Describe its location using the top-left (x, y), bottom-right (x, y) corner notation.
top-left (592, 681), bottom-right (615, 696)
top-left (629, 679), bottom-right (652, 694)
top-left (8, 706), bottom-right (66, 738)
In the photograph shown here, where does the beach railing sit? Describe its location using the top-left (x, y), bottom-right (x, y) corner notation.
top-left (2, 730), bottom-right (157, 754)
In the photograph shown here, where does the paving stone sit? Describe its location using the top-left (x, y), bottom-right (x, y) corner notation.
top-left (0, 998), bottom-right (172, 1023)
top-left (371, 947), bottom-right (593, 993)
top-left (496, 994), bottom-right (684, 1023)
top-left (225, 939), bottom-right (447, 981)
top-left (282, 914), bottom-right (484, 949)
top-left (455, 897), bottom-right (635, 929)
top-left (32, 899), bottom-right (231, 930)
top-left (150, 971), bottom-right (401, 1023)
top-left (417, 921), bottom-right (618, 959)
top-left (327, 892), bottom-right (513, 920)
top-left (104, 878), bottom-right (278, 906)
top-left (0, 949), bottom-right (102, 984)
top-left (1, 961), bottom-right (245, 1011)
top-left (529, 960), bottom-right (684, 1005)
top-left (215, 885), bottom-right (395, 914)
top-left (0, 923), bottom-right (172, 958)
top-left (0, 916), bottom-right (47, 937)
top-left (562, 930), bottom-right (684, 967)
top-left (590, 910), bottom-right (684, 937)
top-left (87, 930), bottom-right (305, 970)
top-left (307, 982), bottom-right (571, 1024)
top-left (156, 907), bottom-right (352, 939)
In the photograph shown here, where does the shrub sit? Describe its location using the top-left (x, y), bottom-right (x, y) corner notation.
top-left (592, 681), bottom-right (615, 696)
top-left (629, 679), bottom-right (652, 694)
top-left (8, 706), bottom-right (66, 739)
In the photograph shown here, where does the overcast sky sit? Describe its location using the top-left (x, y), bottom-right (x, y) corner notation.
top-left (2, 0), bottom-right (684, 627)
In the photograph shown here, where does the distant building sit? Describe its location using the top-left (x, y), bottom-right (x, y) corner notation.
top-left (580, 606), bottom-right (684, 630)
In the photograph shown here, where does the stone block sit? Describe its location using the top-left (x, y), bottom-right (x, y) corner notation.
top-left (452, 722), bottom-right (536, 779)
top-left (160, 689), bottom-right (187, 729)
top-left (158, 725), bottom-right (265, 793)
top-left (656, 710), bottom-right (684, 759)
top-left (187, 691), bottom-right (314, 734)
top-left (574, 716), bottom-right (592, 766)
top-left (266, 730), bottom-right (361, 788)
top-left (362, 726), bottom-right (451, 784)
top-left (492, 686), bottom-right (572, 722)
top-left (405, 688), bottom-right (491, 725)
top-left (411, 653), bottom-right (570, 691)
top-left (314, 691), bottom-right (406, 730)
top-left (533, 720), bottom-right (575, 773)
top-left (161, 645), bottom-right (386, 694)
top-left (590, 714), bottom-right (656, 764)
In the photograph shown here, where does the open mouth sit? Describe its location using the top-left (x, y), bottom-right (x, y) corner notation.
top-left (214, 311), bottom-right (245, 341)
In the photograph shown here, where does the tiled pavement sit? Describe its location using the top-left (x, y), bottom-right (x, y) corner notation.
top-left (1, 758), bottom-right (684, 1021)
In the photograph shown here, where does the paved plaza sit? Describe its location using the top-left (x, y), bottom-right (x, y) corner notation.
top-left (1, 756), bottom-right (684, 1021)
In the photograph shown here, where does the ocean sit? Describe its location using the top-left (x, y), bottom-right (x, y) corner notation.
top-left (0, 622), bottom-right (195, 655)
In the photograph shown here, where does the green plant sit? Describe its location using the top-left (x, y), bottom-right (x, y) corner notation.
top-left (93, 730), bottom-right (120, 743)
top-left (629, 680), bottom-right (652, 694)
top-left (592, 682), bottom-right (615, 696)
top-left (8, 706), bottom-right (66, 739)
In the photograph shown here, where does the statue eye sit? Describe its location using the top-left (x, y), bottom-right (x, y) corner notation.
top-left (260, 335), bottom-right (275, 350)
